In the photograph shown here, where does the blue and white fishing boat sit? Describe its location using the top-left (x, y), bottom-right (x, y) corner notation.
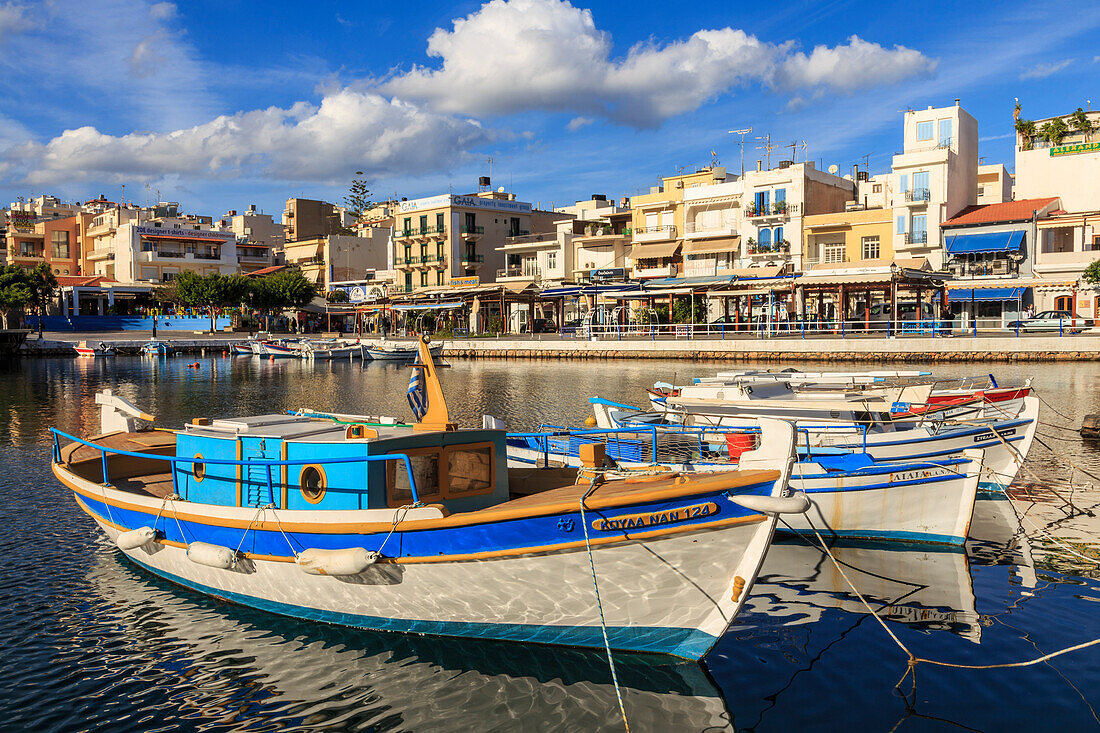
top-left (592, 395), bottom-right (1039, 494)
top-left (49, 337), bottom-right (806, 660)
top-left (255, 340), bottom-right (301, 358)
top-left (140, 340), bottom-right (169, 356)
top-left (508, 425), bottom-right (984, 545)
top-left (231, 341), bottom-right (256, 355)
top-left (300, 340), bottom-right (361, 360)
top-left (364, 341), bottom-right (444, 362)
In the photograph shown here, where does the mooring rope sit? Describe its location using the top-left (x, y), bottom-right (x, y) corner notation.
top-left (577, 472), bottom-right (630, 732)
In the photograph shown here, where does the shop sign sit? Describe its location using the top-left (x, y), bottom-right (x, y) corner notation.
top-left (1050, 142), bottom-right (1100, 157)
top-left (590, 267), bottom-right (625, 280)
top-left (9, 211), bottom-right (35, 232)
top-left (450, 276), bottom-right (480, 287)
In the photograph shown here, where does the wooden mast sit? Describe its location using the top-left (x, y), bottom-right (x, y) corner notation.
top-left (412, 334), bottom-right (457, 432)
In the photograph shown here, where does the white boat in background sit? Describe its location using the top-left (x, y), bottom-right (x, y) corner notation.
top-left (590, 395), bottom-right (1040, 494)
top-left (364, 341), bottom-right (444, 361)
top-left (140, 340), bottom-right (169, 356)
top-left (74, 340), bottom-right (114, 357)
top-left (231, 342), bottom-right (256, 355)
top-left (255, 340), bottom-right (301, 358)
top-left (300, 340), bottom-right (360, 360)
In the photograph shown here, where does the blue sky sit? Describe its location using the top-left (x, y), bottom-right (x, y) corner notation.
top-left (1, 0), bottom-right (1098, 217)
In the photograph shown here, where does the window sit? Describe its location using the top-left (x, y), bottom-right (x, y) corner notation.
top-left (387, 443), bottom-right (497, 506)
top-left (1090, 235), bottom-right (1100, 252)
top-left (1055, 296), bottom-right (1073, 312)
top-left (436, 212), bottom-right (445, 231)
top-left (899, 174), bottom-right (909, 192)
top-left (912, 214), bottom-right (927, 234)
top-left (754, 191), bottom-right (770, 212)
top-left (913, 171), bottom-right (929, 195)
top-left (419, 214), bottom-right (428, 232)
top-left (758, 228), bottom-right (772, 246)
top-left (873, 184), bottom-right (882, 193)
top-left (938, 119), bottom-right (953, 147)
top-left (193, 454), bottom-right (205, 482)
top-left (436, 271), bottom-right (444, 285)
top-left (403, 217), bottom-right (412, 233)
top-left (447, 446), bottom-right (494, 495)
top-left (916, 121), bottom-right (933, 141)
top-left (50, 231), bottom-right (70, 259)
top-left (510, 217), bottom-right (521, 236)
top-left (420, 271), bottom-right (428, 286)
top-left (774, 188), bottom-right (786, 203)
top-left (1042, 227), bottom-right (1075, 253)
top-left (404, 272), bottom-right (412, 290)
top-left (823, 241), bottom-right (846, 263)
top-left (547, 251), bottom-right (557, 270)
top-left (896, 216), bottom-right (906, 234)
top-left (774, 226), bottom-right (784, 244)
top-left (862, 236), bottom-right (880, 260)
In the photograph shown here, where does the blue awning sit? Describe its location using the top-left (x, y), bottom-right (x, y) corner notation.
top-left (947, 287), bottom-right (1025, 302)
top-left (944, 230), bottom-right (1025, 254)
top-left (540, 283), bottom-right (641, 298)
top-left (644, 276), bottom-right (736, 289)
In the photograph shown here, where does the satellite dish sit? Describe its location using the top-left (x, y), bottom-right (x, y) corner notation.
top-left (497, 186), bottom-right (505, 193)
top-left (843, 174), bottom-right (853, 181)
top-left (828, 164), bottom-right (839, 175)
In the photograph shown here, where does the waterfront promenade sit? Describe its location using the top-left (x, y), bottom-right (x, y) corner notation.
top-left (17, 329), bottom-right (1100, 361)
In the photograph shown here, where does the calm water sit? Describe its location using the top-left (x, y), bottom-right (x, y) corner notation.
top-left (2, 355), bottom-right (1100, 731)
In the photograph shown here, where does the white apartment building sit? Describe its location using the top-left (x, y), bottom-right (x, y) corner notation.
top-left (1014, 108), bottom-right (1100, 314)
top-left (888, 101), bottom-right (979, 269)
top-left (495, 219), bottom-right (575, 286)
top-left (556, 196), bottom-right (632, 282)
top-left (977, 164), bottom-right (1012, 204)
top-left (217, 205), bottom-right (286, 274)
top-left (682, 179), bottom-right (742, 276)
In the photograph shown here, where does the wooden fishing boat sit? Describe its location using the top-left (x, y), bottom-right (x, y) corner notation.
top-left (74, 340), bottom-right (114, 357)
top-left (49, 337), bottom-right (805, 660)
top-left (508, 427), bottom-right (983, 545)
top-left (255, 340), bottom-right (301, 358)
top-left (140, 340), bottom-right (169, 356)
top-left (300, 340), bottom-right (361, 360)
top-left (231, 342), bottom-right (256, 355)
top-left (364, 341), bottom-right (444, 361)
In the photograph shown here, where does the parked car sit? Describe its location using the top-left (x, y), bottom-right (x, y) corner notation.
top-left (850, 301), bottom-right (951, 332)
top-left (521, 318), bottom-right (557, 334)
top-left (1005, 310), bottom-right (1091, 333)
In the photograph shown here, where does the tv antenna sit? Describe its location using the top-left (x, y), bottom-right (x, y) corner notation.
top-left (727, 127), bottom-right (752, 175)
top-left (755, 133), bottom-right (779, 169)
top-left (785, 140), bottom-right (807, 164)
top-left (860, 152), bottom-right (873, 171)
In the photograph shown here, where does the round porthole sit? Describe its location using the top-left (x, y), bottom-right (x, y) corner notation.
top-left (193, 454), bottom-right (205, 482)
top-left (299, 465), bottom-right (327, 503)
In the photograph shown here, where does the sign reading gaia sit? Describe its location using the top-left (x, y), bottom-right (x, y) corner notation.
top-left (1050, 141), bottom-right (1100, 157)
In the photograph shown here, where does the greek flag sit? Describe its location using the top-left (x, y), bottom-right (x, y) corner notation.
top-left (407, 355), bottom-right (427, 420)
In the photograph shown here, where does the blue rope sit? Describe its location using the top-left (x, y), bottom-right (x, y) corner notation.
top-left (578, 476), bottom-right (630, 732)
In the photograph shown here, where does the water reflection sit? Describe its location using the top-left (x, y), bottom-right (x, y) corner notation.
top-left (80, 552), bottom-right (732, 732)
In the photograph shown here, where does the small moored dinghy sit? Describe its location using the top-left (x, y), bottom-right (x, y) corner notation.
top-left (50, 337), bottom-right (805, 659)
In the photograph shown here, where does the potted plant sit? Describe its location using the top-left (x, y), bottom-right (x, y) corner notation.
top-left (584, 224), bottom-right (595, 236)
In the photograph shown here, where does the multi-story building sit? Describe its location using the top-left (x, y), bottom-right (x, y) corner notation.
top-left (282, 198), bottom-right (352, 242)
top-left (495, 217), bottom-right (577, 286)
top-left (976, 164), bottom-right (1012, 204)
top-left (283, 232), bottom-right (390, 290)
top-left (83, 205), bottom-right (142, 280)
top-left (681, 177), bottom-right (742, 276)
top-left (630, 169), bottom-right (722, 280)
top-left (392, 184), bottom-right (557, 292)
top-left (217, 205), bottom-right (285, 274)
top-left (1013, 107), bottom-right (1100, 315)
top-left (802, 207), bottom-right (895, 269)
top-left (557, 196), bottom-right (633, 282)
top-left (888, 101), bottom-right (979, 268)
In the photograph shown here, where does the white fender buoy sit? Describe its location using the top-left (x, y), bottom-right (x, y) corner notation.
top-left (729, 491), bottom-right (812, 515)
top-left (186, 541), bottom-right (238, 569)
top-left (116, 526), bottom-right (157, 550)
top-left (296, 547), bottom-right (377, 576)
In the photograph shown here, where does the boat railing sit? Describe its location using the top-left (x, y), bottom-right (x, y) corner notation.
top-left (50, 428), bottom-right (426, 505)
top-left (508, 422), bottom-right (870, 464)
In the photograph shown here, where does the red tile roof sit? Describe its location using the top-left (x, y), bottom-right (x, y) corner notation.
top-left (56, 275), bottom-right (115, 287)
top-left (942, 197), bottom-right (1059, 227)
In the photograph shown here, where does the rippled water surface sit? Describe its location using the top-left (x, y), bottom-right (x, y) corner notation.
top-left (2, 355), bottom-right (1100, 731)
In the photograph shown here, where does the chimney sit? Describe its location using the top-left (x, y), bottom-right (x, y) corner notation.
top-left (756, 160), bottom-right (762, 172)
top-left (954, 98), bottom-right (960, 106)
top-left (852, 164), bottom-right (858, 180)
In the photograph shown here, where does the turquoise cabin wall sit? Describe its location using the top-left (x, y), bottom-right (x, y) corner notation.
top-left (285, 441), bottom-right (373, 511)
top-left (240, 436), bottom-right (279, 508)
top-left (175, 433), bottom-right (241, 506)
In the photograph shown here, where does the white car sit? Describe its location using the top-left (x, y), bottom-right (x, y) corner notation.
top-left (1006, 310), bottom-right (1092, 333)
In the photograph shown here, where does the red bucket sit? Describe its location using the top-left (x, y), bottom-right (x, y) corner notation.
top-left (725, 433), bottom-right (757, 460)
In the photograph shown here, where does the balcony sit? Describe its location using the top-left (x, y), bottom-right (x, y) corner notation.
top-left (237, 253), bottom-right (269, 262)
top-left (460, 225), bottom-right (485, 241)
top-left (744, 202), bottom-right (799, 220)
top-left (87, 247), bottom-right (115, 261)
top-left (633, 225), bottom-right (677, 243)
top-left (502, 232), bottom-right (558, 248)
top-left (904, 188), bottom-right (931, 203)
top-left (194, 251), bottom-right (222, 260)
top-left (460, 253), bottom-right (484, 265)
top-left (904, 231), bottom-right (928, 245)
top-left (684, 222), bottom-right (738, 240)
top-left (633, 263), bottom-right (677, 279)
top-left (497, 265), bottom-right (541, 280)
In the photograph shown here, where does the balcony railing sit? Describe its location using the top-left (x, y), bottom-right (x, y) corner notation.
top-left (194, 252), bottom-right (221, 260)
top-left (397, 225), bottom-right (447, 239)
top-left (905, 188), bottom-right (931, 202)
top-left (460, 225), bottom-right (485, 236)
top-left (905, 231), bottom-right (928, 245)
top-left (505, 232), bottom-right (557, 245)
top-left (744, 202), bottom-right (799, 218)
top-left (461, 253), bottom-right (484, 263)
top-left (898, 138), bottom-right (953, 155)
top-left (157, 251), bottom-right (186, 258)
top-left (634, 225), bottom-right (676, 236)
top-left (685, 222), bottom-right (738, 235)
top-left (497, 266), bottom-right (541, 278)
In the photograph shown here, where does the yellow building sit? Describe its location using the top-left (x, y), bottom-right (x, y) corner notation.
top-left (802, 207), bottom-right (895, 268)
top-left (630, 169), bottom-right (726, 279)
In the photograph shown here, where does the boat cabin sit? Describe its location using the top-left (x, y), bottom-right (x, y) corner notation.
top-left (174, 415), bottom-right (510, 513)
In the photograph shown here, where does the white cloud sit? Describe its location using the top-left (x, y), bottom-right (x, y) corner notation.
top-left (566, 117), bottom-right (593, 131)
top-left (9, 90), bottom-right (493, 185)
top-left (778, 36), bottom-right (938, 91)
top-left (1020, 58), bottom-right (1073, 79)
top-left (383, 0), bottom-right (935, 128)
top-left (129, 33), bottom-right (166, 78)
top-left (0, 2), bottom-right (38, 40)
top-left (149, 2), bottom-right (176, 21)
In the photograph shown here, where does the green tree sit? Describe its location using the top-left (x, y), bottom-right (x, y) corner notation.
top-left (247, 269), bottom-right (317, 330)
top-left (173, 272), bottom-right (251, 331)
top-left (26, 262), bottom-right (58, 336)
top-left (1070, 108), bottom-right (1095, 142)
top-left (344, 170), bottom-right (373, 223)
top-left (326, 289), bottom-right (350, 303)
top-left (1015, 118), bottom-right (1036, 150)
top-left (1038, 117), bottom-right (1069, 146)
top-left (1082, 259), bottom-right (1100, 285)
top-left (0, 265), bottom-right (32, 330)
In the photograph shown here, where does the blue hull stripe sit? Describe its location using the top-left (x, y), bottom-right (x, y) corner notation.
top-left (776, 527), bottom-right (965, 546)
top-left (120, 553), bottom-right (719, 660)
